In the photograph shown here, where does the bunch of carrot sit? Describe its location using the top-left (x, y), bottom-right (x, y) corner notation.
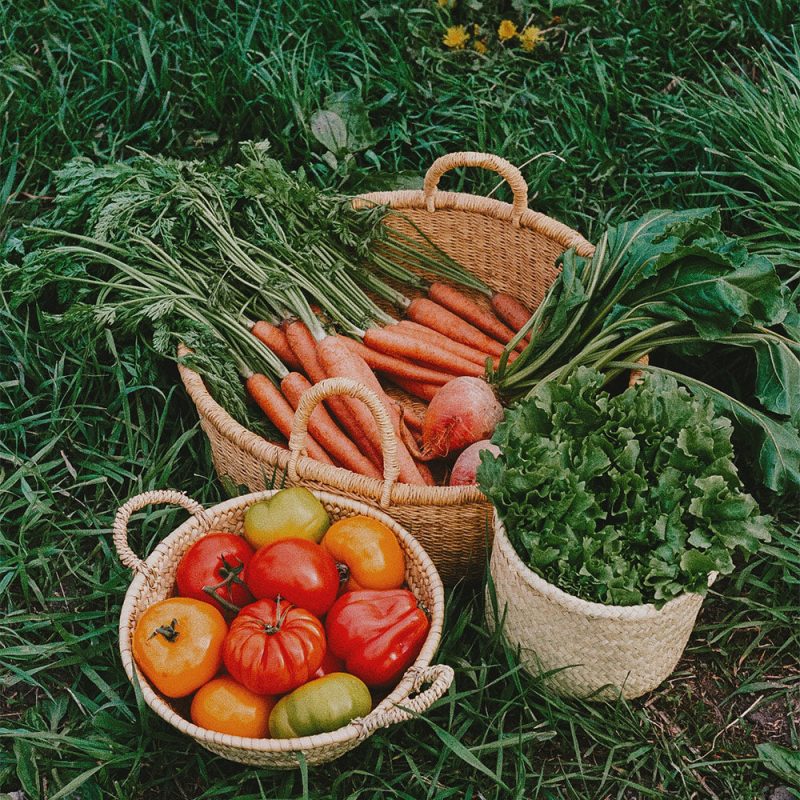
top-left (244, 281), bottom-right (534, 486)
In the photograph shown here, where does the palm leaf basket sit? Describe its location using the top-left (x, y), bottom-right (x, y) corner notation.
top-left (178, 151), bottom-right (596, 585)
top-left (114, 487), bottom-right (452, 767)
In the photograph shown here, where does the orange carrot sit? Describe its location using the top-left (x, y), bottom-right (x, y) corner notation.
top-left (406, 298), bottom-right (507, 357)
top-left (317, 336), bottom-right (427, 486)
top-left (281, 373), bottom-right (382, 479)
top-left (415, 458), bottom-right (436, 485)
top-left (251, 321), bottom-right (303, 370)
top-left (428, 282), bottom-right (520, 348)
top-left (491, 293), bottom-right (533, 341)
top-left (245, 373), bottom-right (334, 465)
top-left (395, 320), bottom-right (519, 368)
top-left (285, 320), bottom-right (383, 468)
top-left (340, 337), bottom-right (453, 386)
top-left (363, 327), bottom-right (483, 377)
top-left (399, 405), bottom-right (424, 433)
top-left (389, 376), bottom-right (440, 403)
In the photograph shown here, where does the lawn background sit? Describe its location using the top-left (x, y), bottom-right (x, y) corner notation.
top-left (1, 1), bottom-right (798, 798)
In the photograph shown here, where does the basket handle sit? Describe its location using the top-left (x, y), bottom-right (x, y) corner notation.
top-left (423, 152), bottom-right (528, 227)
top-left (112, 490), bottom-right (206, 583)
top-left (357, 664), bottom-right (455, 735)
top-left (288, 378), bottom-right (400, 507)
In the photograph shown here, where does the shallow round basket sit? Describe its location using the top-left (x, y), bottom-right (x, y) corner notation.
top-left (178, 151), bottom-right (596, 586)
top-left (488, 512), bottom-right (715, 700)
top-left (114, 488), bottom-right (453, 768)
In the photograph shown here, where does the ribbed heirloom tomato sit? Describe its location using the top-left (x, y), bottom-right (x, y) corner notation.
top-left (190, 676), bottom-right (275, 738)
top-left (244, 538), bottom-right (339, 617)
top-left (132, 597), bottom-right (227, 698)
top-left (321, 516), bottom-right (405, 592)
top-left (326, 589), bottom-right (429, 687)
top-left (223, 598), bottom-right (326, 695)
top-left (176, 532), bottom-right (255, 614)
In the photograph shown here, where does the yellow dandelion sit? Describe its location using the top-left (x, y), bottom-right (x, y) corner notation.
top-left (519, 25), bottom-right (544, 52)
top-left (443, 25), bottom-right (470, 49)
top-left (472, 23), bottom-right (481, 35)
top-left (437, 0), bottom-right (448, 7)
top-left (473, 39), bottom-right (488, 54)
top-left (497, 19), bottom-right (517, 41)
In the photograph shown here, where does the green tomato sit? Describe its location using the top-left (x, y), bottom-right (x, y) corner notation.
top-left (243, 488), bottom-right (330, 550)
top-left (269, 673), bottom-right (372, 738)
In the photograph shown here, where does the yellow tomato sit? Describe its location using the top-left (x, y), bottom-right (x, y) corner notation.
top-left (132, 597), bottom-right (227, 698)
top-left (190, 676), bottom-right (275, 738)
top-left (321, 515), bottom-right (405, 591)
top-left (243, 488), bottom-right (330, 550)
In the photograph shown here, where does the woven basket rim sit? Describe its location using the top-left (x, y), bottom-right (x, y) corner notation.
top-left (492, 510), bottom-right (716, 621)
top-left (118, 488), bottom-right (447, 754)
top-left (177, 182), bottom-right (594, 509)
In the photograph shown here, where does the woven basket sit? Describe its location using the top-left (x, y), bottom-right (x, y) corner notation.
top-left (488, 512), bottom-right (714, 700)
top-left (178, 151), bottom-right (596, 585)
top-left (114, 488), bottom-right (453, 767)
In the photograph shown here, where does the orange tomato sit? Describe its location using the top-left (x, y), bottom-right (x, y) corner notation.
top-left (132, 597), bottom-right (227, 698)
top-left (321, 515), bottom-right (405, 592)
top-left (190, 676), bottom-right (275, 738)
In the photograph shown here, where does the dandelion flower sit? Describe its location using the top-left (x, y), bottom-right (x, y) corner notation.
top-left (472, 23), bottom-right (481, 35)
top-left (473, 39), bottom-right (488, 54)
top-left (443, 25), bottom-right (470, 49)
top-left (519, 25), bottom-right (544, 51)
top-left (497, 20), bottom-right (517, 41)
top-left (437, 0), bottom-right (448, 7)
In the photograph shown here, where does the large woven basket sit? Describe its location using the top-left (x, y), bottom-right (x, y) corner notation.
top-left (114, 488), bottom-right (453, 767)
top-left (178, 151), bottom-right (596, 585)
top-left (488, 512), bottom-right (714, 700)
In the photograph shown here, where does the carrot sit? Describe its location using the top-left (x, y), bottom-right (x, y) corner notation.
top-left (363, 326), bottom-right (483, 377)
top-left (395, 321), bottom-right (518, 367)
top-left (415, 458), bottom-right (436, 485)
top-left (428, 282), bottom-right (520, 349)
top-left (245, 373), bottom-right (334, 465)
top-left (316, 336), bottom-right (427, 486)
top-left (389, 376), bottom-right (440, 403)
top-left (406, 298), bottom-right (507, 357)
top-left (251, 321), bottom-right (303, 370)
top-left (491, 293), bottom-right (533, 341)
top-left (340, 337), bottom-right (453, 386)
top-left (285, 320), bottom-right (383, 468)
top-left (281, 373), bottom-right (382, 479)
top-left (399, 405), bottom-right (424, 433)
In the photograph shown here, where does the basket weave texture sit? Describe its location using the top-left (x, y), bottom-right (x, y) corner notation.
top-left (488, 512), bottom-right (712, 700)
top-left (114, 488), bottom-right (452, 767)
top-left (178, 151), bottom-right (596, 585)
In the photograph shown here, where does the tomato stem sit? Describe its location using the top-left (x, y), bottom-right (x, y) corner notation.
top-left (201, 556), bottom-right (248, 614)
top-left (263, 595), bottom-right (292, 634)
top-left (150, 618), bottom-right (180, 642)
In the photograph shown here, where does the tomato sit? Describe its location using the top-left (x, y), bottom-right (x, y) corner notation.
top-left (244, 538), bottom-right (339, 617)
top-left (321, 515), bottom-right (405, 592)
top-left (325, 590), bottom-right (429, 687)
top-left (313, 649), bottom-right (346, 679)
top-left (223, 598), bottom-right (326, 695)
top-left (243, 488), bottom-right (330, 550)
top-left (176, 532), bottom-right (255, 614)
top-left (269, 673), bottom-right (372, 739)
top-left (132, 597), bottom-right (227, 698)
top-left (190, 676), bottom-right (275, 738)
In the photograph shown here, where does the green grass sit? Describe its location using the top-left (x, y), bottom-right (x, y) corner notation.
top-left (2, 1), bottom-right (799, 798)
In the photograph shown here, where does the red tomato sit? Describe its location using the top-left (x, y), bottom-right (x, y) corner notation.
top-left (244, 538), bottom-right (339, 617)
top-left (325, 589), bottom-right (429, 687)
top-left (176, 532), bottom-right (255, 614)
top-left (313, 649), bottom-right (346, 679)
top-left (223, 598), bottom-right (326, 695)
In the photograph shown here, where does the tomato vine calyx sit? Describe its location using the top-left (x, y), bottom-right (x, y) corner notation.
top-left (263, 596), bottom-right (292, 635)
top-left (150, 618), bottom-right (180, 642)
top-left (202, 556), bottom-right (247, 614)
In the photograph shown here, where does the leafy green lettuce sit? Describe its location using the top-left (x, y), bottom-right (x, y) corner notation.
top-left (478, 368), bottom-right (771, 607)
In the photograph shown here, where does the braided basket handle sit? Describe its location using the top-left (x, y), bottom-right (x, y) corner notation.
top-left (423, 152), bottom-right (529, 227)
top-left (358, 664), bottom-right (454, 735)
top-left (288, 378), bottom-right (400, 507)
top-left (113, 490), bottom-right (206, 583)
